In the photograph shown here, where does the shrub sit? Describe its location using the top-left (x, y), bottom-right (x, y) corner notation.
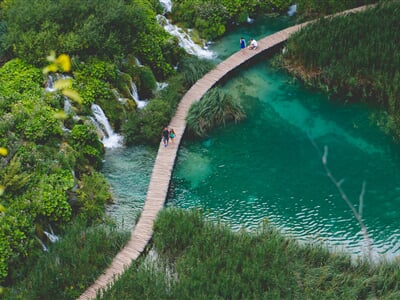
top-left (186, 87), bottom-right (246, 137)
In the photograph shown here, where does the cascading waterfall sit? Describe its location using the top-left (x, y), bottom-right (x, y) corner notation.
top-left (134, 57), bottom-right (167, 91)
top-left (159, 0), bottom-right (172, 12)
top-left (129, 79), bottom-right (148, 108)
top-left (44, 225), bottom-right (59, 243)
top-left (156, 15), bottom-right (214, 59)
top-left (156, 82), bottom-right (169, 91)
top-left (91, 103), bottom-right (123, 148)
top-left (44, 73), bottom-right (59, 92)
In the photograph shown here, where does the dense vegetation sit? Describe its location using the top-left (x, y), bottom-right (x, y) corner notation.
top-left (1, 0), bottom-right (180, 78)
top-left (295, 0), bottom-right (377, 19)
top-left (0, 0), bottom-right (250, 293)
top-left (0, 0), bottom-right (397, 298)
top-left (282, 0), bottom-right (400, 138)
top-left (169, 0), bottom-right (376, 40)
top-left (5, 217), bottom-right (130, 299)
top-left (100, 208), bottom-right (400, 299)
top-left (170, 0), bottom-right (292, 40)
top-left (0, 0), bottom-right (185, 290)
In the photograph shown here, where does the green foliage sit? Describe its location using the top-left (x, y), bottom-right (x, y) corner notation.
top-left (70, 123), bottom-right (104, 170)
top-left (2, 0), bottom-right (176, 78)
top-left (171, 0), bottom-right (292, 39)
top-left (0, 208), bottom-right (34, 284)
top-left (1, 155), bottom-right (32, 195)
top-left (13, 99), bottom-right (63, 143)
top-left (74, 75), bottom-right (115, 107)
top-left (0, 59), bottom-right (42, 111)
top-left (5, 217), bottom-right (130, 300)
top-left (29, 170), bottom-right (74, 223)
top-left (179, 55), bottom-right (214, 88)
top-left (122, 99), bottom-right (172, 145)
top-left (137, 66), bottom-right (157, 99)
top-left (74, 172), bottom-right (112, 223)
top-left (296, 0), bottom-right (377, 19)
top-left (283, 0), bottom-right (400, 137)
top-left (100, 208), bottom-right (400, 299)
top-left (186, 87), bottom-right (246, 137)
top-left (119, 63), bottom-right (157, 100)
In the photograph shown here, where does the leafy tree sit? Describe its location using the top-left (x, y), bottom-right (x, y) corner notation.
top-left (2, 0), bottom-right (178, 78)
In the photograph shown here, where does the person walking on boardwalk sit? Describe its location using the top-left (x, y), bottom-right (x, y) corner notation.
top-left (169, 128), bottom-right (176, 144)
top-left (240, 37), bottom-right (246, 50)
top-left (162, 127), bottom-right (170, 147)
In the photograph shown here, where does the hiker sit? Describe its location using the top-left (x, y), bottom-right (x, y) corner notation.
top-left (162, 127), bottom-right (170, 147)
top-left (240, 37), bottom-right (246, 50)
top-left (169, 128), bottom-right (176, 144)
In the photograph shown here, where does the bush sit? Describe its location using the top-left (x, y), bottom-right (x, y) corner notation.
top-left (74, 172), bottom-right (112, 223)
top-left (5, 217), bottom-right (130, 300)
top-left (69, 123), bottom-right (104, 170)
top-left (122, 99), bottom-right (172, 145)
top-left (186, 87), bottom-right (246, 137)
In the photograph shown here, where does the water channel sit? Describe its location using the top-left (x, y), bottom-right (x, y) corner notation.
top-left (102, 13), bottom-right (400, 261)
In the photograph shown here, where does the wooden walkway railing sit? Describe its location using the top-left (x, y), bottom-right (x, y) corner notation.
top-left (78, 5), bottom-right (373, 299)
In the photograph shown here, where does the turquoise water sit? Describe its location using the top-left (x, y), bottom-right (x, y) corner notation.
top-left (167, 61), bottom-right (400, 259)
top-left (103, 145), bottom-right (156, 229)
top-left (103, 14), bottom-right (400, 260)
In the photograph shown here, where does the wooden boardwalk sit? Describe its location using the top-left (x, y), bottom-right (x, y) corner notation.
top-left (78, 5), bottom-right (373, 299)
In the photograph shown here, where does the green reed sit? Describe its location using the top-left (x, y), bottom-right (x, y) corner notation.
top-left (5, 217), bottom-right (130, 300)
top-left (100, 208), bottom-right (400, 299)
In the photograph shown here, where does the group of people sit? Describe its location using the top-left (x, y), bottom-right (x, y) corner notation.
top-left (240, 37), bottom-right (258, 50)
top-left (162, 127), bottom-right (175, 147)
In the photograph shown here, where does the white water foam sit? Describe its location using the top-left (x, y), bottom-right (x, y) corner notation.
top-left (91, 103), bottom-right (123, 149)
top-left (157, 15), bottom-right (215, 59)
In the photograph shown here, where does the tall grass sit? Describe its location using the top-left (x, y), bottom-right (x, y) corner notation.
top-left (99, 208), bottom-right (400, 299)
top-left (179, 56), bottom-right (214, 89)
top-left (186, 87), bottom-right (246, 137)
top-left (5, 217), bottom-right (130, 300)
top-left (283, 0), bottom-right (400, 138)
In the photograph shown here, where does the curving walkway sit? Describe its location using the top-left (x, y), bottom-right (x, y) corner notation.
top-left (78, 5), bottom-right (373, 299)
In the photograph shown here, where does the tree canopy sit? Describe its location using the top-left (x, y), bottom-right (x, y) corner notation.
top-left (1, 0), bottom-right (180, 78)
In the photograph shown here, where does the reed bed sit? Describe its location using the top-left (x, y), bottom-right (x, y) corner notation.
top-left (99, 208), bottom-right (400, 299)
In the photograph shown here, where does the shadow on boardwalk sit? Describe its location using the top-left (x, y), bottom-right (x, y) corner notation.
top-left (78, 5), bottom-right (373, 299)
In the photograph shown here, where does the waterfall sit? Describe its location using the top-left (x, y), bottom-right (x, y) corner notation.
top-left (44, 225), bottom-right (59, 243)
top-left (129, 79), bottom-right (148, 108)
top-left (91, 103), bottom-right (123, 148)
top-left (156, 15), bottom-right (214, 59)
top-left (45, 73), bottom-right (59, 92)
top-left (45, 74), bottom-right (74, 116)
top-left (159, 0), bottom-right (172, 12)
top-left (247, 16), bottom-right (255, 23)
top-left (112, 89), bottom-right (127, 105)
top-left (135, 57), bottom-right (143, 67)
top-left (156, 82), bottom-right (169, 91)
top-left (287, 4), bottom-right (297, 16)
top-left (36, 237), bottom-right (48, 252)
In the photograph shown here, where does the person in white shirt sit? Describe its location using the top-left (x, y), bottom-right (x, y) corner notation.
top-left (248, 38), bottom-right (258, 50)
